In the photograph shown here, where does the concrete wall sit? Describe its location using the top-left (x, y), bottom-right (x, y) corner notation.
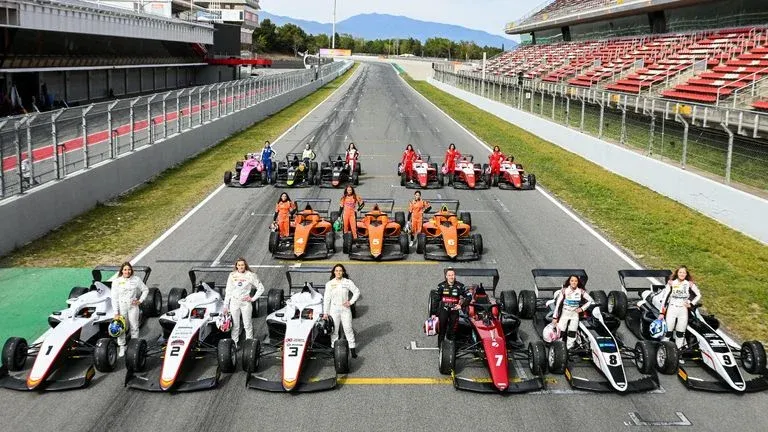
top-left (428, 78), bottom-right (768, 245)
top-left (0, 64), bottom-right (351, 256)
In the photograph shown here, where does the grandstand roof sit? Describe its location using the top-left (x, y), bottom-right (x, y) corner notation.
top-left (506, 0), bottom-right (715, 34)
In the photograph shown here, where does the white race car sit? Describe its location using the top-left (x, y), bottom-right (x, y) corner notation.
top-left (124, 267), bottom-right (239, 392)
top-left (0, 266), bottom-right (162, 391)
top-left (242, 267), bottom-right (350, 392)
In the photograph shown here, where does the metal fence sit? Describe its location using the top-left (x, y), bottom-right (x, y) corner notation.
top-left (433, 66), bottom-right (768, 192)
top-left (0, 61), bottom-right (350, 199)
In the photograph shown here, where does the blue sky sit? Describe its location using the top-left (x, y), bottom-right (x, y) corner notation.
top-left (259, 0), bottom-right (537, 39)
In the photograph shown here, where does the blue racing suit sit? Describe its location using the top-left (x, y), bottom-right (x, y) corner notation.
top-left (261, 146), bottom-right (276, 182)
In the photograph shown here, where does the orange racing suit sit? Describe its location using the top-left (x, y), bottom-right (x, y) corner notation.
top-left (339, 194), bottom-right (364, 238)
top-left (274, 201), bottom-right (296, 237)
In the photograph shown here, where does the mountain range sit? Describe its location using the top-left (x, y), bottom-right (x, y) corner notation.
top-left (259, 12), bottom-right (517, 49)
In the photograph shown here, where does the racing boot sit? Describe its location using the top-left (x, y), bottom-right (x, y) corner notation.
top-left (351, 348), bottom-right (358, 359)
top-left (118, 346), bottom-right (126, 358)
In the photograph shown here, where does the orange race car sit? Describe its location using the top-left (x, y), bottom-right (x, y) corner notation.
top-left (343, 199), bottom-right (409, 260)
top-left (269, 199), bottom-right (336, 260)
top-left (415, 199), bottom-right (483, 261)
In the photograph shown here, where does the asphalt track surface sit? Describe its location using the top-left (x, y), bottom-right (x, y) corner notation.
top-left (1, 62), bottom-right (766, 431)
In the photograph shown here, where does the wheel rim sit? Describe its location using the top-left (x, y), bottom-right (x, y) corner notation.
top-left (230, 343), bottom-right (237, 367)
top-left (743, 348), bottom-right (754, 369)
top-left (548, 347), bottom-right (555, 368)
top-left (608, 295), bottom-right (615, 313)
top-left (656, 345), bottom-right (667, 367)
top-left (107, 343), bottom-right (117, 366)
top-left (636, 348), bottom-right (645, 369)
top-left (15, 343), bottom-right (27, 367)
top-left (528, 346), bottom-right (535, 372)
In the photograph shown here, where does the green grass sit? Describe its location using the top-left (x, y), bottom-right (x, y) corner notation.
top-left (0, 63), bottom-right (358, 268)
top-left (407, 75), bottom-right (768, 342)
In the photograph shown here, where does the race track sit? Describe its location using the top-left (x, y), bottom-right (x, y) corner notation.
top-left (1, 62), bottom-right (765, 432)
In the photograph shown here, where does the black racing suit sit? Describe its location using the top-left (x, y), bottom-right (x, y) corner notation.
top-left (437, 280), bottom-right (471, 346)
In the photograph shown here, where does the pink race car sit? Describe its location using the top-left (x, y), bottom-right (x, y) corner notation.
top-left (224, 153), bottom-right (269, 187)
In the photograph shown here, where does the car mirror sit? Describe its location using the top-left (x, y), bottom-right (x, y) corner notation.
top-left (52, 311), bottom-right (62, 315)
top-left (167, 311), bottom-right (175, 317)
top-left (96, 312), bottom-right (106, 316)
top-left (210, 312), bottom-right (220, 318)
top-left (276, 312), bottom-right (284, 318)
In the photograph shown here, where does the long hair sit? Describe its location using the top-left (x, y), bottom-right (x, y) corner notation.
top-left (671, 265), bottom-right (692, 282)
top-left (348, 142), bottom-right (357, 151)
top-left (343, 185), bottom-right (358, 200)
top-left (330, 263), bottom-right (349, 280)
top-left (277, 192), bottom-right (292, 205)
top-left (405, 144), bottom-right (414, 151)
top-left (233, 257), bottom-right (251, 273)
top-left (448, 143), bottom-right (456, 150)
top-left (120, 262), bottom-right (134, 278)
top-left (563, 274), bottom-right (585, 289)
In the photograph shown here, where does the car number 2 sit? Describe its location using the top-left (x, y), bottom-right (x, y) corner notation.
top-left (169, 346), bottom-right (181, 357)
top-left (495, 354), bottom-right (504, 367)
top-left (288, 346), bottom-right (299, 357)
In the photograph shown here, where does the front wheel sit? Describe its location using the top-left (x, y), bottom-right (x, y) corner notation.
top-left (528, 341), bottom-right (547, 375)
top-left (93, 337), bottom-right (118, 373)
top-left (267, 289), bottom-right (284, 314)
top-left (500, 290), bottom-right (518, 316)
top-left (2, 337), bottom-right (28, 371)
top-left (241, 339), bottom-right (261, 373)
top-left (126, 339), bottom-right (148, 372)
top-left (325, 231), bottom-right (336, 253)
top-left (548, 340), bottom-right (567, 374)
top-left (399, 233), bottom-right (409, 255)
top-left (217, 339), bottom-right (237, 373)
top-left (269, 231), bottom-right (279, 253)
top-left (472, 233), bottom-right (483, 255)
top-left (741, 341), bottom-right (767, 374)
top-left (343, 232), bottom-right (353, 254)
top-left (334, 339), bottom-right (350, 374)
top-left (416, 233), bottom-right (426, 254)
top-left (224, 171), bottom-right (232, 185)
top-left (635, 340), bottom-right (656, 375)
top-left (517, 290), bottom-right (536, 319)
top-left (655, 341), bottom-right (679, 374)
top-left (438, 338), bottom-right (456, 375)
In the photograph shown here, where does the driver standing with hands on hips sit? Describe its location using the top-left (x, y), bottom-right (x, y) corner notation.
top-left (223, 258), bottom-right (265, 347)
top-left (112, 262), bottom-right (149, 357)
top-left (322, 264), bottom-right (361, 358)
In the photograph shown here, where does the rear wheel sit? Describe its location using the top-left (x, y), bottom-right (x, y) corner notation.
top-left (125, 339), bottom-right (147, 372)
top-left (548, 340), bottom-right (567, 374)
top-left (224, 171), bottom-right (232, 185)
top-left (528, 341), bottom-right (547, 375)
top-left (330, 211), bottom-right (340, 224)
top-left (635, 340), bottom-right (656, 375)
top-left (241, 339), bottom-right (261, 373)
top-left (267, 289), bottom-right (284, 314)
top-left (2, 337), bottom-right (28, 371)
top-left (399, 233), bottom-right (409, 255)
top-left (68, 287), bottom-right (90, 301)
top-left (607, 291), bottom-right (628, 319)
top-left (655, 341), bottom-right (679, 374)
top-left (459, 211), bottom-right (471, 227)
top-left (500, 290), bottom-right (518, 316)
top-left (269, 231), bottom-right (279, 253)
top-left (591, 290), bottom-right (608, 313)
top-left (217, 339), bottom-right (236, 373)
top-left (141, 288), bottom-right (163, 318)
top-left (528, 173), bottom-right (536, 189)
top-left (400, 172), bottom-right (406, 186)
top-left (325, 231), bottom-right (336, 253)
top-left (741, 341), bottom-right (767, 374)
top-left (394, 211), bottom-right (406, 229)
top-left (93, 337), bottom-right (118, 373)
top-left (518, 290), bottom-right (536, 319)
top-left (416, 233), bottom-right (426, 254)
top-left (167, 288), bottom-right (187, 312)
top-left (352, 172), bottom-right (359, 186)
top-left (428, 290), bottom-right (440, 317)
top-left (472, 233), bottom-right (483, 255)
top-left (260, 170), bottom-right (267, 184)
top-left (334, 339), bottom-right (350, 374)
top-left (437, 171), bottom-right (444, 186)
top-left (492, 174), bottom-right (499, 187)
top-left (438, 338), bottom-right (456, 375)
top-left (342, 232), bottom-right (353, 254)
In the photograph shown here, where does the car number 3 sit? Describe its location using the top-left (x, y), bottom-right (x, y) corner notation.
top-left (288, 346), bottom-right (299, 357)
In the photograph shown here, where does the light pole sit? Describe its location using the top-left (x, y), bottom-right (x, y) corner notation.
top-left (331, 0), bottom-right (337, 49)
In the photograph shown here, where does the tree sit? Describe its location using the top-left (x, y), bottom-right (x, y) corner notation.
top-left (276, 23), bottom-right (308, 55)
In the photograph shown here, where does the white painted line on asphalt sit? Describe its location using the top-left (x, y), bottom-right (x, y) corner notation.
top-left (408, 341), bottom-right (438, 351)
top-left (398, 73), bottom-right (643, 270)
top-left (131, 65), bottom-right (362, 265)
top-left (625, 412), bottom-right (690, 426)
top-left (211, 234), bottom-right (238, 267)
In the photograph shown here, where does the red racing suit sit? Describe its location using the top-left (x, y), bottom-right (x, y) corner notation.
top-left (489, 151), bottom-right (505, 177)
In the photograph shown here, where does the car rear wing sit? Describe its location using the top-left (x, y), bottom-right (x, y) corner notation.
top-left (285, 267), bottom-right (333, 296)
top-left (188, 266), bottom-right (232, 290)
top-left (413, 154), bottom-right (432, 163)
top-left (294, 198), bottom-right (332, 217)
top-left (531, 268), bottom-right (588, 296)
top-left (92, 265), bottom-right (152, 284)
top-left (460, 154), bottom-right (475, 163)
top-left (328, 154), bottom-right (347, 161)
top-left (359, 199), bottom-right (395, 215)
top-left (423, 199), bottom-right (460, 215)
top-left (285, 152), bottom-right (302, 160)
top-left (617, 269), bottom-right (671, 296)
top-left (451, 268), bottom-right (499, 294)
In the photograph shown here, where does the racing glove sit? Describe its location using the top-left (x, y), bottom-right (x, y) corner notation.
top-left (273, 211), bottom-right (278, 221)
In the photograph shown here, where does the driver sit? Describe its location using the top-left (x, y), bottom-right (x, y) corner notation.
top-left (489, 145), bottom-right (504, 178)
top-left (443, 143), bottom-right (461, 175)
top-left (501, 154), bottom-right (517, 171)
top-left (338, 185), bottom-right (364, 239)
top-left (302, 143), bottom-right (316, 166)
top-left (111, 262), bottom-right (149, 357)
top-left (658, 266), bottom-right (701, 349)
top-left (261, 141), bottom-right (276, 184)
top-left (436, 268), bottom-right (471, 347)
top-left (400, 144), bottom-right (417, 182)
top-left (407, 191), bottom-right (430, 245)
top-left (223, 258), bottom-right (265, 348)
top-left (345, 142), bottom-right (359, 172)
top-left (552, 275), bottom-right (594, 350)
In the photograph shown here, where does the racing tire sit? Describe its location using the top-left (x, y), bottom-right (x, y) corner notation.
top-left (93, 337), bottom-right (118, 373)
top-left (271, 161), bottom-right (277, 173)
top-left (235, 161), bottom-right (244, 172)
top-left (500, 290), bottom-right (518, 316)
top-left (325, 231), bottom-right (336, 253)
top-left (395, 211), bottom-right (406, 229)
top-left (399, 233), bottom-right (409, 255)
top-left (2, 337), bottom-right (28, 371)
top-left (224, 171), bottom-right (232, 185)
top-left (528, 174), bottom-right (536, 189)
top-left (655, 341), bottom-right (679, 375)
top-left (352, 172), bottom-right (359, 186)
top-left (125, 339), bottom-right (147, 372)
top-left (330, 211), bottom-right (340, 225)
top-left (241, 339), bottom-right (261, 373)
top-left (438, 338), bottom-right (456, 375)
top-left (270, 168), bottom-right (277, 185)
top-left (217, 339), bottom-right (237, 374)
top-left (260, 170), bottom-right (267, 185)
top-left (607, 291), bottom-right (628, 320)
top-left (68, 286), bottom-right (90, 301)
top-left (459, 211), bottom-right (471, 227)
top-left (548, 340), bottom-right (567, 374)
top-left (437, 171), bottom-right (444, 187)
top-left (334, 339), bottom-right (350, 374)
top-left (311, 161), bottom-right (319, 174)
top-left (416, 233), bottom-right (426, 254)
top-left (268, 231), bottom-right (279, 253)
top-left (356, 162), bottom-right (362, 175)
top-left (741, 341), bottom-right (767, 374)
top-left (528, 341), bottom-right (548, 375)
top-left (635, 340), bottom-right (656, 375)
top-left (400, 172), bottom-right (406, 186)
top-left (141, 287), bottom-right (163, 318)
top-left (492, 174), bottom-right (499, 187)
top-left (472, 233), bottom-right (483, 255)
top-left (267, 289), bottom-right (284, 314)
top-left (167, 288), bottom-right (187, 312)
top-left (518, 290), bottom-right (536, 319)
top-left (428, 290), bottom-right (440, 317)
top-left (591, 290), bottom-right (608, 313)
top-left (342, 232), bottom-right (353, 254)
top-left (447, 173), bottom-right (454, 186)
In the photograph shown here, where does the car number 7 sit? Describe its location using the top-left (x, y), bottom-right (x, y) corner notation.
top-left (495, 354), bottom-right (504, 367)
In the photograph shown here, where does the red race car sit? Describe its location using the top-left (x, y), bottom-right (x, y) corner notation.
top-left (398, 154), bottom-right (444, 189)
top-left (494, 160), bottom-right (536, 190)
top-left (446, 155), bottom-right (491, 189)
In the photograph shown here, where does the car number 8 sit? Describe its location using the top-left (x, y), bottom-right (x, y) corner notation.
top-left (608, 354), bottom-right (618, 366)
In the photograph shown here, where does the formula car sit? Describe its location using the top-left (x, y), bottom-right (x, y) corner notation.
top-left (494, 160), bottom-right (536, 190)
top-left (429, 268), bottom-right (546, 393)
top-left (243, 267), bottom-right (350, 392)
top-left (618, 269), bottom-right (768, 392)
top-left (224, 153), bottom-right (268, 187)
top-left (269, 198), bottom-right (336, 260)
top-left (124, 267), bottom-right (242, 392)
top-left (415, 199), bottom-right (482, 261)
top-left (274, 153), bottom-right (318, 187)
top-left (317, 154), bottom-right (359, 187)
top-left (517, 269), bottom-right (659, 392)
top-left (0, 266), bottom-right (162, 391)
top-left (343, 199), bottom-right (409, 260)
top-left (399, 154), bottom-right (444, 189)
top-left (447, 155), bottom-right (491, 189)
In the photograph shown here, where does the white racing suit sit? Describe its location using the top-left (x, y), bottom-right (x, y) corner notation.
top-left (224, 270), bottom-right (265, 345)
top-left (323, 278), bottom-right (360, 349)
top-left (553, 287), bottom-right (594, 349)
top-left (111, 275), bottom-right (149, 347)
top-left (659, 280), bottom-right (701, 348)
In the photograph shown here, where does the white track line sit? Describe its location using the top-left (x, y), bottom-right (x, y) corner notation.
top-left (210, 234), bottom-right (238, 267)
top-left (131, 63), bottom-right (360, 265)
top-left (397, 72), bottom-right (642, 270)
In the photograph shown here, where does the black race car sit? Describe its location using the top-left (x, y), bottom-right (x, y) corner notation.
top-left (317, 154), bottom-right (359, 188)
top-left (274, 153), bottom-right (318, 187)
